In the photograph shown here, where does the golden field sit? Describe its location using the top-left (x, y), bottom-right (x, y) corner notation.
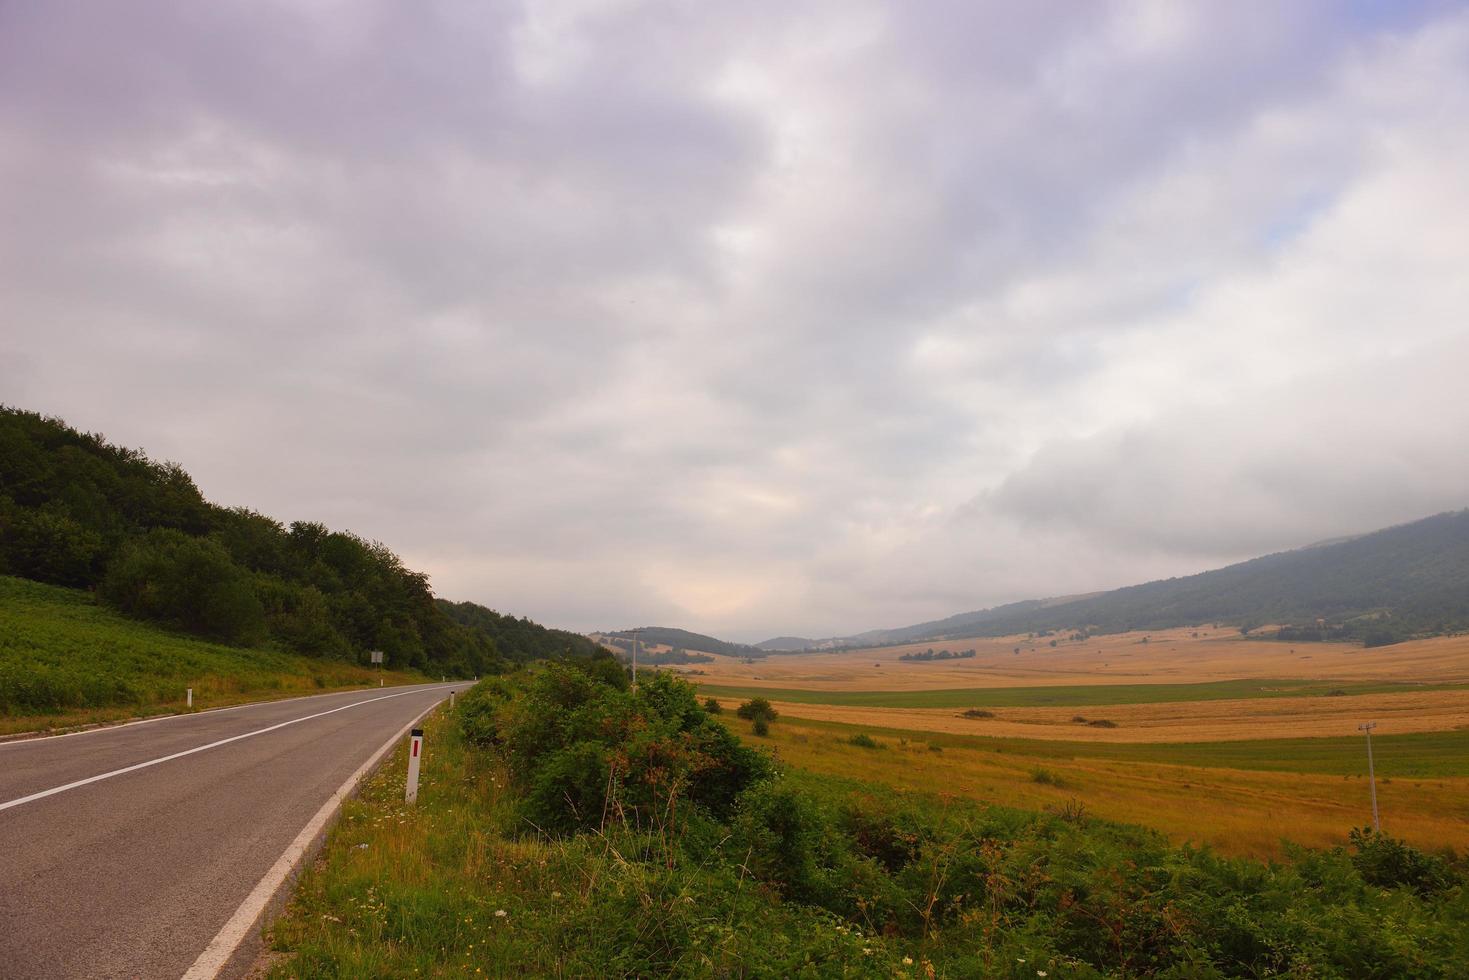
top-left (722, 688), bottom-right (1469, 743)
top-left (657, 626), bottom-right (1469, 858)
top-left (680, 628), bottom-right (1469, 690)
top-left (750, 716), bottom-right (1469, 859)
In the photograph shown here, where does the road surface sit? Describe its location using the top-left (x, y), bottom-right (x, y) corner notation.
top-left (0, 682), bottom-right (460, 979)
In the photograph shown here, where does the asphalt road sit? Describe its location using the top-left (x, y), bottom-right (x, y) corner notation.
top-left (0, 682), bottom-right (460, 980)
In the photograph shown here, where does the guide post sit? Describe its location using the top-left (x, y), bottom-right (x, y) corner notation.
top-left (406, 728), bottom-right (424, 804)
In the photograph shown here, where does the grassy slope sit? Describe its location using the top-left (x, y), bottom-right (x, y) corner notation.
top-left (0, 575), bottom-right (419, 734)
top-left (696, 677), bottom-right (1469, 708)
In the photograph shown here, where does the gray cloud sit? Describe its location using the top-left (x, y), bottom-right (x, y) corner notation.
top-left (3, 1), bottom-right (1467, 641)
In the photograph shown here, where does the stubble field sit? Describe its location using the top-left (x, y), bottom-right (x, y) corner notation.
top-left (669, 628), bottom-right (1469, 857)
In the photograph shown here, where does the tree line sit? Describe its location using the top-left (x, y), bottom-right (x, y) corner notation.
top-left (898, 647), bottom-right (976, 662)
top-left (0, 407), bottom-right (594, 674)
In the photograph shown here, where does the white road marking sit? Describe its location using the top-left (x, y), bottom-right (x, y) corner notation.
top-left (0, 686), bottom-right (455, 813)
top-left (180, 696), bottom-right (447, 979)
top-left (0, 685), bottom-right (409, 750)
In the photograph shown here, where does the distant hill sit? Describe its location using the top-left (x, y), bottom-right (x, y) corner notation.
top-left (598, 626), bottom-right (768, 659)
top-left (754, 635), bottom-right (817, 651)
top-left (858, 510), bottom-right (1469, 647)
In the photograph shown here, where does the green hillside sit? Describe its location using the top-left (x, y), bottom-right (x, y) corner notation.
top-left (0, 575), bottom-right (412, 733)
top-left (874, 510), bottom-right (1469, 645)
top-left (0, 407), bottom-right (587, 677)
top-left (437, 598), bottom-right (601, 662)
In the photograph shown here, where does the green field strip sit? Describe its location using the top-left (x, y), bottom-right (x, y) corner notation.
top-left (696, 677), bottom-right (1469, 709)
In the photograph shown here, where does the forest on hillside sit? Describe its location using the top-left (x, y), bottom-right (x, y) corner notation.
top-left (0, 407), bottom-right (590, 674)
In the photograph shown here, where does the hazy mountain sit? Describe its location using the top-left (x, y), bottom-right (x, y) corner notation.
top-left (858, 509), bottom-right (1469, 646)
top-left (597, 626), bottom-right (768, 659)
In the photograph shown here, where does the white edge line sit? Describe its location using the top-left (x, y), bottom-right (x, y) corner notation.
top-left (0, 686), bottom-right (455, 813)
top-left (181, 693), bottom-right (451, 980)
top-left (0, 683), bottom-right (432, 749)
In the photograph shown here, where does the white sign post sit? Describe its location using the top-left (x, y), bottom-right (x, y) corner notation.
top-left (405, 728), bottom-right (424, 803)
top-left (186, 688), bottom-right (193, 709)
top-left (371, 649), bottom-right (384, 686)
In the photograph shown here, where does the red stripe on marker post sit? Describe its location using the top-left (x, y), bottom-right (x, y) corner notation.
top-left (405, 728), bottom-right (424, 803)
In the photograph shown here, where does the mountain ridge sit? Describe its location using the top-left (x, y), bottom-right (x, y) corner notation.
top-left (748, 509), bottom-right (1469, 651)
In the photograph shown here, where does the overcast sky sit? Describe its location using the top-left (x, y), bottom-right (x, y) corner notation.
top-left (4, 1), bottom-right (1469, 641)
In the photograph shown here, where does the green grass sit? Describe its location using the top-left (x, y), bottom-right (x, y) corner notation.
top-left (775, 714), bottom-right (1469, 779)
top-left (697, 677), bottom-right (1469, 708)
top-left (0, 575), bottom-right (419, 732)
top-left (268, 707), bottom-right (905, 978)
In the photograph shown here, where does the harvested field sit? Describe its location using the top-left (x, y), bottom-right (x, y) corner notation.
top-left (675, 629), bottom-right (1469, 691)
top-left (747, 716), bottom-right (1469, 859)
top-left (696, 678), bottom-right (1468, 709)
top-left (721, 687), bottom-right (1469, 742)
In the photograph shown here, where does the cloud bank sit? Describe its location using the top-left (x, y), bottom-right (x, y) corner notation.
top-left (4, 1), bottom-right (1467, 640)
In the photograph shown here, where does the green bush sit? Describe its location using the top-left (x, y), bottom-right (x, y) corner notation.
top-left (1348, 826), bottom-right (1458, 894)
top-left (735, 697), bottom-right (777, 722)
top-left (846, 733), bottom-right (882, 749)
top-left (497, 668), bottom-right (771, 836)
top-left (525, 742), bottom-right (612, 834)
top-left (457, 678), bottom-right (512, 747)
top-left (732, 780), bottom-right (833, 901)
top-left (702, 696), bottom-right (722, 714)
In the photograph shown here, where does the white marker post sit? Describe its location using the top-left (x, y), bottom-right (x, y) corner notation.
top-left (449, 690), bottom-right (455, 709)
top-left (405, 728), bottom-right (424, 803)
top-left (186, 688), bottom-right (193, 709)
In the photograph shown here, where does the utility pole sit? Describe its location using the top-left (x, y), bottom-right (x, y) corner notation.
top-left (1358, 721), bottom-right (1380, 831)
top-left (628, 628), bottom-right (642, 689)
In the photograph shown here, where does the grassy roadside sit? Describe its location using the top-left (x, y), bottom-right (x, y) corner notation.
top-left (266, 704), bottom-right (903, 977)
top-left (266, 673), bottom-right (1469, 977)
top-left (695, 678), bottom-right (1469, 709)
top-left (0, 575), bottom-right (423, 735)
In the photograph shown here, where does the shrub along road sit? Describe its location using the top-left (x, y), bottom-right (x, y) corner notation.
top-left (0, 681), bottom-right (462, 980)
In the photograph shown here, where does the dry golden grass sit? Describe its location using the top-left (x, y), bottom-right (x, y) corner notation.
top-left (758, 717), bottom-right (1469, 860)
top-left (684, 629), bottom-right (1469, 691)
top-left (734, 688), bottom-right (1469, 743)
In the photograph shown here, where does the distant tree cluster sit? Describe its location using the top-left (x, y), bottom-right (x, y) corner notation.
top-left (0, 407), bottom-right (571, 675)
top-left (898, 647), bottom-right (977, 662)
